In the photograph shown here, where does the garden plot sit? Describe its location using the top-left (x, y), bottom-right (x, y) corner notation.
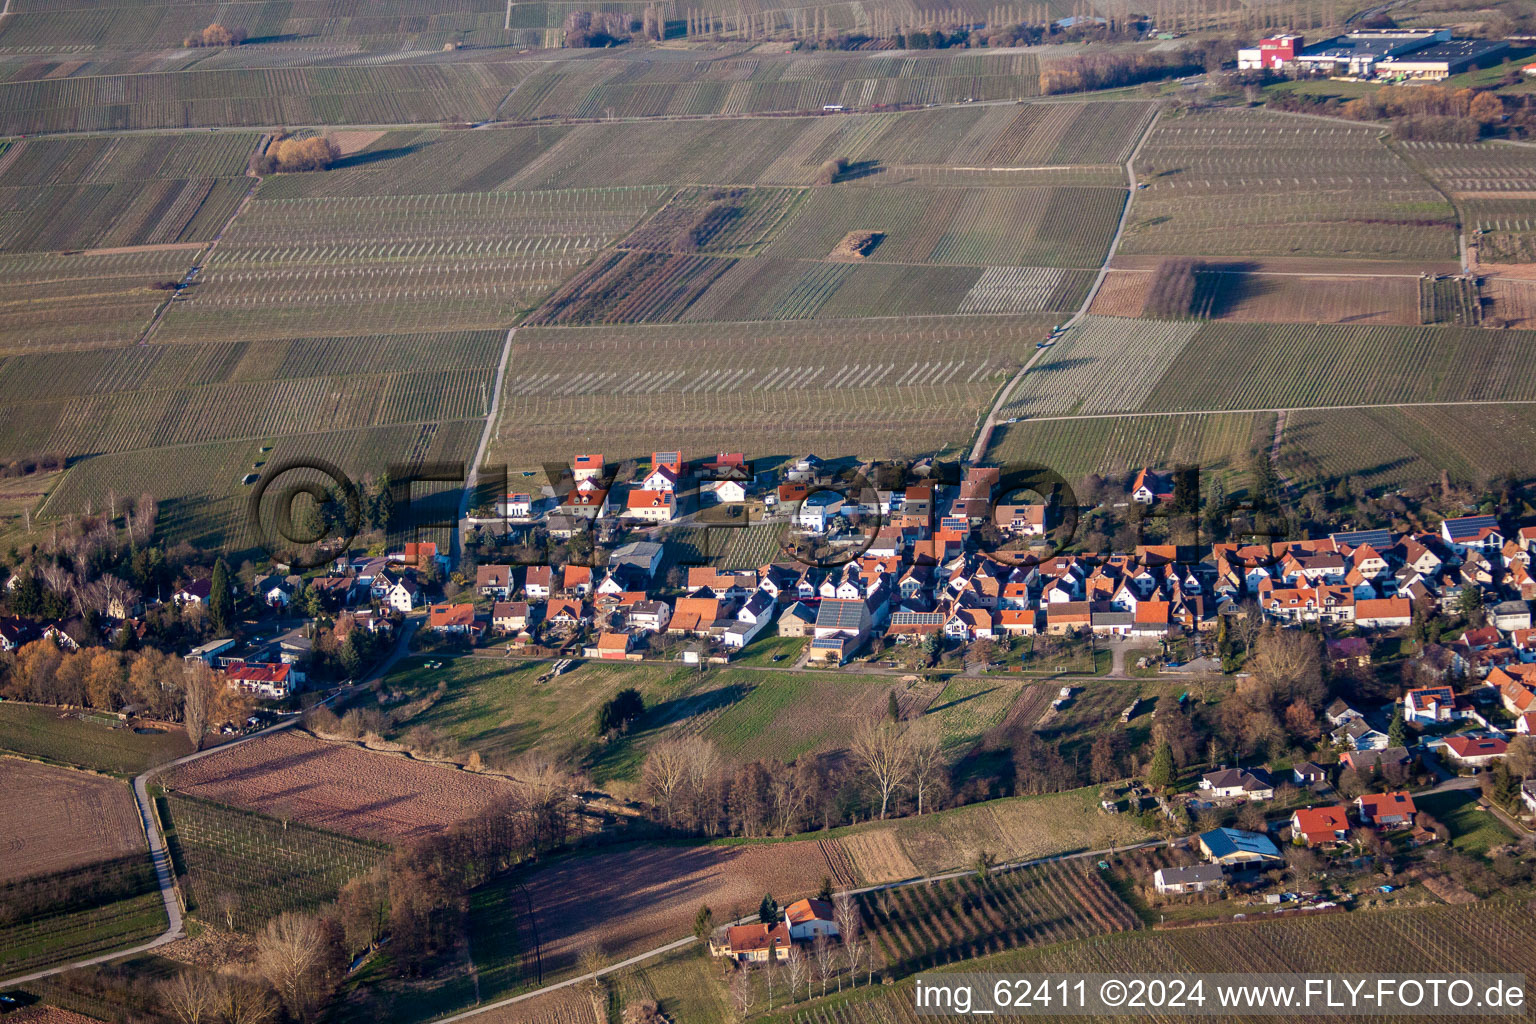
top-left (1000, 316), bottom-right (1201, 417)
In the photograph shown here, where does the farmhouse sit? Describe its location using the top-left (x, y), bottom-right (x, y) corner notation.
top-left (1290, 805), bottom-right (1351, 846)
top-left (719, 921), bottom-right (792, 962)
top-left (784, 898), bottom-right (838, 941)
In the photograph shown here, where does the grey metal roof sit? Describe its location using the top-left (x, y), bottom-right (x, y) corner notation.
top-left (1200, 828), bottom-right (1282, 861)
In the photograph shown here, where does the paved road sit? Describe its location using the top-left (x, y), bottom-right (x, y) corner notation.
top-left (968, 106), bottom-right (1161, 463)
top-left (0, 619), bottom-right (420, 991)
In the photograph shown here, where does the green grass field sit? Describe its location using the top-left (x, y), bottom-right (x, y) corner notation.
top-left (0, 703), bottom-right (192, 775)
top-left (1415, 789), bottom-right (1517, 858)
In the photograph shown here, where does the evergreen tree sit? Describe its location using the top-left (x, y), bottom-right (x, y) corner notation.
top-left (1147, 740), bottom-right (1176, 791)
top-left (758, 894), bottom-right (779, 925)
top-left (888, 689), bottom-right (900, 722)
top-left (693, 905), bottom-right (714, 941)
top-left (208, 559), bottom-right (233, 635)
top-left (1387, 705), bottom-right (1407, 749)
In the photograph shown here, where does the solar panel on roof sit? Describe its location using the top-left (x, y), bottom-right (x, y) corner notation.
top-left (1331, 529), bottom-right (1391, 549)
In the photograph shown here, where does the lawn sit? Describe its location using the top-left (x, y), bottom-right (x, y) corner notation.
top-left (1415, 789), bottom-right (1516, 858)
top-left (0, 702), bottom-right (192, 776)
top-left (731, 634), bottom-right (808, 667)
top-left (380, 656), bottom-right (697, 772)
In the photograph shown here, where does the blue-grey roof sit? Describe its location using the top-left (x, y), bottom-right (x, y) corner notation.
top-left (1331, 529), bottom-right (1392, 550)
top-left (1200, 827), bottom-right (1281, 861)
top-left (1444, 515), bottom-right (1498, 541)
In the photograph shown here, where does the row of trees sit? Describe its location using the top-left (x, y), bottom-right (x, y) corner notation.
top-left (640, 718), bottom-right (947, 838)
top-left (2, 642), bottom-right (251, 741)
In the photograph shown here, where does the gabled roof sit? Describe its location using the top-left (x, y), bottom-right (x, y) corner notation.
top-left (784, 898), bottom-right (834, 925)
top-left (429, 603), bottom-right (477, 628)
top-left (815, 598), bottom-right (868, 630)
top-left (1443, 514), bottom-right (1499, 542)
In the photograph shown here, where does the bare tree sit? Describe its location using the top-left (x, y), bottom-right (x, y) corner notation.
top-left (785, 943), bottom-right (809, 1004)
top-left (907, 719), bottom-right (945, 815)
top-left (834, 892), bottom-right (862, 989)
top-left (215, 975), bottom-right (278, 1024)
top-left (813, 931), bottom-right (836, 997)
top-left (729, 966), bottom-right (755, 1021)
top-left (642, 737), bottom-right (692, 823)
top-left (158, 972), bottom-right (219, 1024)
top-left (849, 719), bottom-right (910, 818)
top-left (254, 912), bottom-right (341, 1024)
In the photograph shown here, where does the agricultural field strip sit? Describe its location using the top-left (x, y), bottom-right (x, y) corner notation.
top-left (502, 317), bottom-right (1049, 400)
top-left (1123, 107), bottom-right (1457, 259)
top-left (1003, 319), bottom-right (1536, 418)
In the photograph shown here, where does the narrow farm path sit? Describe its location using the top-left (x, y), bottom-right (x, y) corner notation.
top-left (0, 620), bottom-right (420, 990)
top-left (434, 837), bottom-right (1170, 1022)
top-left (133, 133), bottom-right (270, 346)
top-left (455, 327), bottom-right (517, 568)
top-left (968, 106), bottom-right (1162, 463)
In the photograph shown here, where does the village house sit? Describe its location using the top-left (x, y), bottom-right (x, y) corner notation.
top-left (224, 663), bottom-right (294, 700)
top-left (1154, 864), bottom-right (1226, 895)
top-left (492, 601), bottom-right (534, 635)
top-left (1342, 746), bottom-right (1411, 775)
top-left (624, 488), bottom-right (677, 523)
top-left (1293, 762), bottom-right (1329, 786)
top-left (1198, 767), bottom-right (1275, 802)
top-left (1356, 791), bottom-right (1416, 828)
top-left (1290, 805), bottom-right (1352, 846)
top-left (1198, 827), bottom-right (1284, 869)
top-left (524, 566), bottom-right (557, 601)
top-left (1131, 468), bottom-right (1174, 505)
top-left (1439, 734), bottom-right (1507, 768)
top-left (428, 603), bottom-right (481, 638)
top-left (1403, 685), bottom-right (1461, 725)
top-left (476, 564), bottom-right (516, 600)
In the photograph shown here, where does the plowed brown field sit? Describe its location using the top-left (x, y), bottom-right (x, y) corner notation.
top-left (1, 755), bottom-right (144, 884)
top-left (166, 731), bottom-right (513, 843)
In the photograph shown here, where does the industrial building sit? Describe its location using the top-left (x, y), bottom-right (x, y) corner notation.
top-left (1239, 27), bottom-right (1509, 80)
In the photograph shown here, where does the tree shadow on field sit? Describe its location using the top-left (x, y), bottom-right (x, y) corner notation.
top-left (1192, 261), bottom-right (1262, 318)
top-left (328, 143), bottom-right (431, 170)
top-left (834, 160), bottom-right (882, 183)
top-left (927, 685), bottom-right (998, 714)
top-left (1026, 355), bottom-right (1094, 375)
